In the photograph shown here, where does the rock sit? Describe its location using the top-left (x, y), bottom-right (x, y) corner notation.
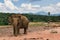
top-left (50, 30), bottom-right (58, 33)
top-left (46, 39), bottom-right (49, 40)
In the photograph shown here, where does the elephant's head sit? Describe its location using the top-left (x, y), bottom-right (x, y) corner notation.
top-left (8, 14), bottom-right (21, 26)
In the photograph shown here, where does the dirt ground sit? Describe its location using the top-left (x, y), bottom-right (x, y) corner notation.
top-left (0, 25), bottom-right (60, 40)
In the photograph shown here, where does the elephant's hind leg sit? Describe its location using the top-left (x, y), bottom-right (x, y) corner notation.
top-left (24, 28), bottom-right (27, 34)
top-left (17, 27), bottom-right (20, 35)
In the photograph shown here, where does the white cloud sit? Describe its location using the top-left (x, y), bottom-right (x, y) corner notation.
top-left (56, 2), bottom-right (60, 7)
top-left (29, 0), bottom-right (41, 2)
top-left (13, 0), bottom-right (19, 2)
top-left (4, 0), bottom-right (18, 10)
top-left (20, 2), bottom-right (60, 14)
top-left (0, 3), bottom-right (9, 12)
top-left (39, 2), bottom-right (60, 14)
top-left (41, 6), bottom-right (56, 13)
top-left (21, 3), bottom-right (31, 10)
top-left (0, 0), bottom-right (60, 14)
top-left (20, 3), bottom-right (60, 13)
top-left (0, 0), bottom-right (19, 13)
top-left (19, 2), bottom-right (60, 14)
top-left (0, 2), bottom-right (14, 13)
top-left (20, 3), bottom-right (40, 13)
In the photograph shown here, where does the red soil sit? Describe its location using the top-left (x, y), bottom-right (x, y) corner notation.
top-left (0, 25), bottom-right (60, 40)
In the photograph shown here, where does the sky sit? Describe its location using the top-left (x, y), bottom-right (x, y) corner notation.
top-left (0, 0), bottom-right (60, 14)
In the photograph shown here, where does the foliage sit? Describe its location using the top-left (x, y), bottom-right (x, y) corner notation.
top-left (0, 12), bottom-right (60, 25)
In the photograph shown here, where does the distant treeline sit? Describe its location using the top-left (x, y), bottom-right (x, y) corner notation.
top-left (0, 12), bottom-right (60, 25)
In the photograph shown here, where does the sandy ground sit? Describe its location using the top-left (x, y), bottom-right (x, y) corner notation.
top-left (0, 25), bottom-right (60, 40)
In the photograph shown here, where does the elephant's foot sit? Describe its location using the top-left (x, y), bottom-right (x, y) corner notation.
top-left (14, 34), bottom-right (18, 37)
top-left (17, 29), bottom-right (20, 35)
top-left (24, 31), bottom-right (27, 34)
top-left (24, 32), bottom-right (27, 34)
top-left (14, 31), bottom-right (19, 36)
top-left (24, 28), bottom-right (27, 34)
top-left (14, 32), bottom-right (18, 36)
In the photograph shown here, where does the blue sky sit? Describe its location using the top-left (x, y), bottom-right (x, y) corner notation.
top-left (0, 0), bottom-right (60, 14)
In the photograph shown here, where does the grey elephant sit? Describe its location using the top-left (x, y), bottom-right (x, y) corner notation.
top-left (8, 14), bottom-right (29, 36)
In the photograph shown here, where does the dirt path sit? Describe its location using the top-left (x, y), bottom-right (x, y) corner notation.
top-left (0, 25), bottom-right (60, 40)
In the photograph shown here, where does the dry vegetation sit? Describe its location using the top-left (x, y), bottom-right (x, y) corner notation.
top-left (29, 22), bottom-right (48, 27)
top-left (29, 22), bottom-right (60, 27)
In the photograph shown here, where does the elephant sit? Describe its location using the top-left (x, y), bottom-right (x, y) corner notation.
top-left (8, 14), bottom-right (29, 36)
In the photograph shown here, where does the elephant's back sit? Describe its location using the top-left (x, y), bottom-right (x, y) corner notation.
top-left (21, 15), bottom-right (29, 24)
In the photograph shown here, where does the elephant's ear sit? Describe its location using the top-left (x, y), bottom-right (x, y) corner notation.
top-left (8, 16), bottom-right (13, 24)
top-left (8, 16), bottom-right (12, 25)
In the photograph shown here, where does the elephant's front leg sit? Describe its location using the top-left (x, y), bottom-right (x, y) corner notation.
top-left (13, 26), bottom-right (18, 36)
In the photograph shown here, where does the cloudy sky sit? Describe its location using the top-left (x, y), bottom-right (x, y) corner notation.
top-left (0, 0), bottom-right (60, 14)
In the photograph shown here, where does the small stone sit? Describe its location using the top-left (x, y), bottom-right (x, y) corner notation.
top-left (50, 30), bottom-right (58, 33)
top-left (40, 37), bottom-right (43, 39)
top-left (46, 39), bottom-right (49, 40)
top-left (30, 38), bottom-right (37, 40)
top-left (3, 39), bottom-right (5, 40)
top-left (24, 38), bottom-right (27, 40)
top-left (31, 38), bottom-right (36, 39)
top-left (37, 38), bottom-right (39, 39)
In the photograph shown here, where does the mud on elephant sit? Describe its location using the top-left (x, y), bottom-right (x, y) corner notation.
top-left (8, 14), bottom-right (29, 36)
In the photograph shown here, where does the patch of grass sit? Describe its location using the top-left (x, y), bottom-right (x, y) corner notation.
top-left (50, 30), bottom-right (58, 33)
top-left (29, 22), bottom-right (60, 27)
top-left (29, 22), bottom-right (48, 27)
